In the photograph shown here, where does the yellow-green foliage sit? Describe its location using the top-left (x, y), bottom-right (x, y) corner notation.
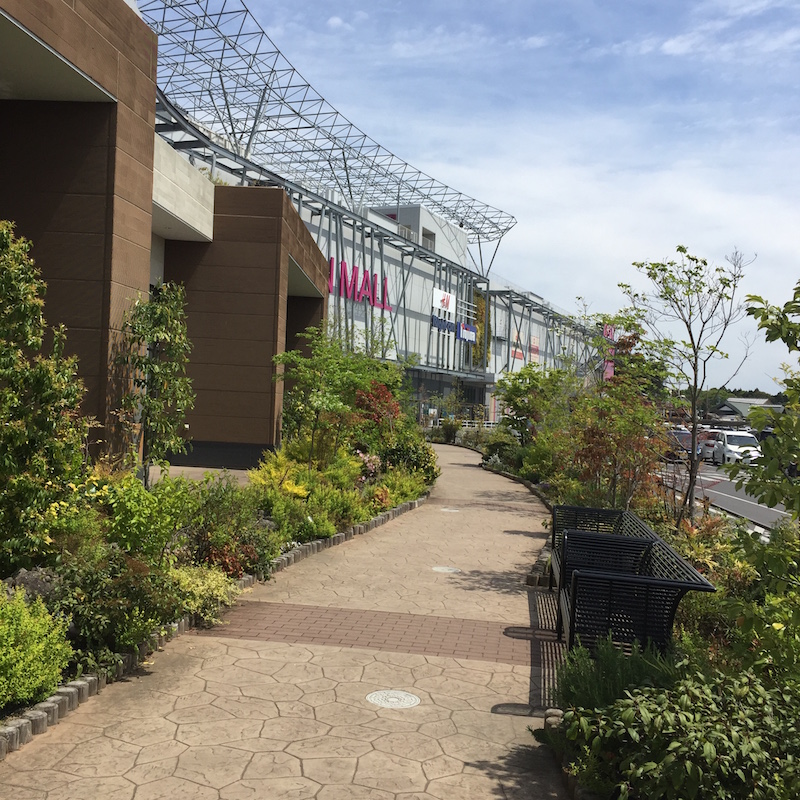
top-left (0, 589), bottom-right (72, 710)
top-left (171, 565), bottom-right (241, 626)
top-left (249, 450), bottom-right (309, 498)
top-left (376, 468), bottom-right (428, 505)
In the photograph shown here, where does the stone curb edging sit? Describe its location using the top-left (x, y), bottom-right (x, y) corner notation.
top-left (482, 465), bottom-right (554, 512)
top-left (0, 610), bottom-right (202, 763)
top-left (266, 492), bottom-right (431, 575)
top-left (0, 573), bottom-right (277, 761)
top-left (0, 494), bottom-right (430, 762)
top-left (480, 465), bottom-right (554, 588)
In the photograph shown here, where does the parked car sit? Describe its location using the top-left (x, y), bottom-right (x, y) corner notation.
top-left (665, 429), bottom-right (703, 462)
top-left (711, 431), bottom-right (762, 465)
top-left (699, 429), bottom-right (724, 462)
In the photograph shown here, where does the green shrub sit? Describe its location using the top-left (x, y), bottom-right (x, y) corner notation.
top-left (268, 492), bottom-right (317, 543)
top-left (249, 449), bottom-right (310, 499)
top-left (518, 438), bottom-right (556, 483)
top-left (182, 475), bottom-right (271, 578)
top-left (47, 545), bottom-right (182, 673)
top-left (105, 472), bottom-right (197, 567)
top-left (718, 522), bottom-right (800, 679)
top-left (171, 564), bottom-right (241, 626)
top-left (481, 428), bottom-right (521, 469)
top-left (322, 450), bottom-right (364, 490)
top-left (439, 418), bottom-right (460, 444)
top-left (427, 426), bottom-right (446, 443)
top-left (552, 671), bottom-right (800, 800)
top-left (45, 499), bottom-right (108, 564)
top-left (364, 483), bottom-right (393, 514)
top-left (380, 431), bottom-right (440, 484)
top-left (459, 426), bottom-right (494, 450)
top-left (307, 484), bottom-right (369, 533)
top-left (0, 222), bottom-right (89, 576)
top-left (232, 518), bottom-right (281, 576)
top-left (554, 636), bottom-right (681, 710)
top-left (0, 589), bottom-right (72, 711)
top-left (377, 467), bottom-right (428, 505)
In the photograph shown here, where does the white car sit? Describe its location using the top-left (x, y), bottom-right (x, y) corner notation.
top-left (699, 429), bottom-right (723, 462)
top-left (711, 431), bottom-right (762, 465)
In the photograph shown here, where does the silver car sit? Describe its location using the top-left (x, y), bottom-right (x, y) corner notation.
top-left (711, 431), bottom-right (762, 465)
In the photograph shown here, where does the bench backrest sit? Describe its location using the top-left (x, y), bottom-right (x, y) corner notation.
top-left (552, 506), bottom-right (624, 551)
top-left (552, 506), bottom-right (658, 553)
top-left (552, 505), bottom-right (714, 591)
top-left (561, 530), bottom-right (653, 587)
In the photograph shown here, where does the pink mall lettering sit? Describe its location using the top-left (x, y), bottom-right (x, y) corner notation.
top-left (329, 258), bottom-right (393, 310)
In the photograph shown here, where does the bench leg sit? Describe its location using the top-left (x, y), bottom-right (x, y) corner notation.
top-left (555, 596), bottom-right (564, 641)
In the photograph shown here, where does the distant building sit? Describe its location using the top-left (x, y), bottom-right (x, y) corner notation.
top-left (711, 397), bottom-right (784, 422)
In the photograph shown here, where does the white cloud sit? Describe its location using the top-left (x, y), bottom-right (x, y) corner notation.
top-left (327, 16), bottom-right (349, 30)
top-left (604, 37), bottom-right (661, 57)
top-left (388, 25), bottom-right (495, 62)
top-left (704, 0), bottom-right (797, 20)
top-left (406, 107), bottom-right (800, 388)
top-left (521, 35), bottom-right (549, 50)
top-left (661, 20), bottom-right (800, 60)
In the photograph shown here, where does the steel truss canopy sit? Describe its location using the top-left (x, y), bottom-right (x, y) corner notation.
top-left (138, 0), bottom-right (517, 245)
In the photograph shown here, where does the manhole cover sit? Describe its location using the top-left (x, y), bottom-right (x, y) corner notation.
top-left (366, 690), bottom-right (421, 709)
top-left (432, 566), bottom-right (462, 574)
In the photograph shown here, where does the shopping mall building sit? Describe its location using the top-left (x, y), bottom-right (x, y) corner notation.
top-left (0, 0), bottom-right (599, 467)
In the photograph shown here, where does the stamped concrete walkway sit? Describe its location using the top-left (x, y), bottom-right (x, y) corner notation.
top-left (0, 445), bottom-right (567, 800)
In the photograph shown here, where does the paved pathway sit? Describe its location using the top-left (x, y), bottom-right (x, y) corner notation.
top-left (0, 445), bottom-right (567, 799)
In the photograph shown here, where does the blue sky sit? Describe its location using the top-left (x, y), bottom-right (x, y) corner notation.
top-left (251, 0), bottom-right (800, 391)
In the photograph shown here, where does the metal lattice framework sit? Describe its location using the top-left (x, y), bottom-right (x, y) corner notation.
top-left (138, 0), bottom-right (516, 244)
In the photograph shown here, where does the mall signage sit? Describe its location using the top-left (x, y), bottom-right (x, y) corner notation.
top-left (603, 323), bottom-right (615, 380)
top-left (431, 315), bottom-right (456, 334)
top-left (328, 258), bottom-right (392, 310)
top-left (432, 288), bottom-right (455, 313)
top-left (456, 322), bottom-right (478, 344)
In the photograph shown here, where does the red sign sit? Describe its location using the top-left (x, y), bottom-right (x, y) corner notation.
top-left (329, 258), bottom-right (392, 310)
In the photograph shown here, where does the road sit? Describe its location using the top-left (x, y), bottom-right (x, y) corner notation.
top-left (687, 462), bottom-right (789, 529)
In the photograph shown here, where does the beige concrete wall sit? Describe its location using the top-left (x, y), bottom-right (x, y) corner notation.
top-left (152, 135), bottom-right (215, 242)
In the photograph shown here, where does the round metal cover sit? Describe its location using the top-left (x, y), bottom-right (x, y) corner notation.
top-left (432, 566), bottom-right (462, 574)
top-left (366, 690), bottom-right (421, 709)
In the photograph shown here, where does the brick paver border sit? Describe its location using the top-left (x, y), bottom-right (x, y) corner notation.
top-left (201, 601), bottom-right (536, 666)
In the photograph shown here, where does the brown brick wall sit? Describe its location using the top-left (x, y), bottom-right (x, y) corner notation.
top-left (0, 0), bottom-right (155, 441)
top-left (0, 101), bottom-right (115, 413)
top-left (165, 186), bottom-right (328, 464)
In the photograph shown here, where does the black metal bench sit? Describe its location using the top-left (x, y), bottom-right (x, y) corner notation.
top-left (549, 506), bottom-right (715, 651)
top-left (548, 506), bottom-right (657, 591)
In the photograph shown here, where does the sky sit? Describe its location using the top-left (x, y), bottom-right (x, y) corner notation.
top-left (250, 0), bottom-right (800, 392)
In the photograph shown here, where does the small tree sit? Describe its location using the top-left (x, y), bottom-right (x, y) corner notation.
top-left (494, 364), bottom-right (546, 446)
top-left (275, 326), bottom-right (403, 466)
top-left (573, 329), bottom-right (667, 508)
top-left (495, 363), bottom-right (578, 446)
top-left (621, 246), bottom-right (751, 526)
top-left (0, 221), bottom-right (88, 574)
top-left (730, 283), bottom-right (800, 516)
top-left (116, 281), bottom-right (194, 487)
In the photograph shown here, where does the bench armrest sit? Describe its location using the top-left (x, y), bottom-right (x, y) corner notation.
top-left (562, 568), bottom-right (707, 650)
